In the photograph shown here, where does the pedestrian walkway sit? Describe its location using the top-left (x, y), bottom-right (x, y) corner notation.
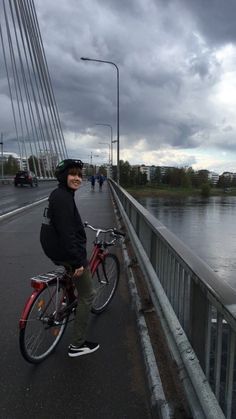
top-left (73, 180), bottom-right (153, 418)
top-left (75, 178), bottom-right (115, 231)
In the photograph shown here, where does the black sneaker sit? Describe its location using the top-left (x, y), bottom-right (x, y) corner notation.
top-left (68, 341), bottom-right (100, 357)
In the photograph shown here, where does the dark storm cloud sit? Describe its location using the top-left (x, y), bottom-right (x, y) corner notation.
top-left (2, 0), bottom-right (236, 170)
top-left (178, 0), bottom-right (236, 45)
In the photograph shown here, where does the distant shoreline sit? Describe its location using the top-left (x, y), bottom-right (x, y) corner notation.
top-left (125, 186), bottom-right (236, 198)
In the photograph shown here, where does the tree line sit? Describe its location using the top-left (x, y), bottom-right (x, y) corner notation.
top-left (3, 155), bottom-right (235, 193)
top-left (2, 155), bottom-right (53, 177)
top-left (119, 161), bottom-right (235, 192)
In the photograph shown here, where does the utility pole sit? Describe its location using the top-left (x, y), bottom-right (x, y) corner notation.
top-left (90, 152), bottom-right (99, 175)
top-left (0, 133), bottom-right (3, 179)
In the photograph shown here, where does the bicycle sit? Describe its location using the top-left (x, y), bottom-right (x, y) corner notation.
top-left (19, 222), bottom-right (125, 364)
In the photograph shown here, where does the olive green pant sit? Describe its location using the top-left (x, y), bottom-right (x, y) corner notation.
top-left (72, 268), bottom-right (95, 347)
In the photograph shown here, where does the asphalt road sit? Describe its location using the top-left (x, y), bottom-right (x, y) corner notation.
top-left (0, 181), bottom-right (152, 419)
top-left (0, 181), bottom-right (57, 215)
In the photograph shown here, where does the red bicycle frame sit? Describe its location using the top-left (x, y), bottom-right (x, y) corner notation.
top-left (89, 243), bottom-right (107, 275)
top-left (19, 273), bottom-right (63, 330)
top-left (20, 239), bottom-right (109, 330)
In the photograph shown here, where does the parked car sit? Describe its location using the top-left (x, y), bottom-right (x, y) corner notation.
top-left (14, 171), bottom-right (38, 187)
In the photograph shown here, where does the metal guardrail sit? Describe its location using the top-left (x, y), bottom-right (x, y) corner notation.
top-left (0, 178), bottom-right (13, 184)
top-left (0, 178), bottom-right (57, 185)
top-left (110, 180), bottom-right (236, 419)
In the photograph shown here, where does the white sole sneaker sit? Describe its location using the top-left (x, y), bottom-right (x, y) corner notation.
top-left (68, 343), bottom-right (100, 358)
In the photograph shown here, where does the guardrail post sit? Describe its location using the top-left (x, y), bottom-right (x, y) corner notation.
top-left (190, 279), bottom-right (208, 370)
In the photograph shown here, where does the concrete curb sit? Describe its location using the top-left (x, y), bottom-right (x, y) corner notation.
top-left (111, 200), bottom-right (173, 418)
top-left (122, 243), bottom-right (173, 419)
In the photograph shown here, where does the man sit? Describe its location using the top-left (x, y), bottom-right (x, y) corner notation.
top-left (98, 174), bottom-right (104, 190)
top-left (40, 159), bottom-right (99, 357)
top-left (90, 174), bottom-right (95, 190)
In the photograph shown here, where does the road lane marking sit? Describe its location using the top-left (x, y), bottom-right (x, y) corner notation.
top-left (0, 197), bottom-right (48, 221)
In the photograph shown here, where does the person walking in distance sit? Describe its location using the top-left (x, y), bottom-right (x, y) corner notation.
top-left (40, 159), bottom-right (99, 357)
top-left (90, 174), bottom-right (95, 190)
top-left (98, 174), bottom-right (104, 190)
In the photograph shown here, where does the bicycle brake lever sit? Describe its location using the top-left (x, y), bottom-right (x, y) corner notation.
top-left (113, 229), bottom-right (125, 237)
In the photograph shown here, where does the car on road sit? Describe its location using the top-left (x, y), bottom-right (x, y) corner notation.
top-left (14, 171), bottom-right (38, 187)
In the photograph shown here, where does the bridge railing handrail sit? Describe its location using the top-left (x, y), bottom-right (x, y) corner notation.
top-left (110, 179), bottom-right (236, 419)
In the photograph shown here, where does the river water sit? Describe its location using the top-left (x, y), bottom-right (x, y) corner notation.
top-left (137, 195), bottom-right (236, 290)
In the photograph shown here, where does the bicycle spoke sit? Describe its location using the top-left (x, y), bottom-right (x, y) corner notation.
top-left (19, 283), bottom-right (70, 363)
top-left (26, 329), bottom-right (44, 356)
top-left (92, 254), bottom-right (120, 314)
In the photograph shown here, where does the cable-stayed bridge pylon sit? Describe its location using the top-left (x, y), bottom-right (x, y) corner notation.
top-left (0, 0), bottom-right (68, 177)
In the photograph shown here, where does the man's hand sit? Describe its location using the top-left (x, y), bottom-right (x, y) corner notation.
top-left (73, 266), bottom-right (84, 277)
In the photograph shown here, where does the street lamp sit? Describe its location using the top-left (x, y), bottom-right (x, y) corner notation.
top-left (99, 141), bottom-right (111, 164)
top-left (89, 151), bottom-right (99, 175)
top-left (99, 142), bottom-right (111, 179)
top-left (95, 123), bottom-right (113, 164)
top-left (90, 151), bottom-right (99, 166)
top-left (81, 57), bottom-right (120, 184)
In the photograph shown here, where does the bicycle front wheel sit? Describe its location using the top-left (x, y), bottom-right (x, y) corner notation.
top-left (19, 283), bottom-right (69, 363)
top-left (92, 253), bottom-right (120, 314)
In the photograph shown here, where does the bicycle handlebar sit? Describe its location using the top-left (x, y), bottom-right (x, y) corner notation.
top-left (84, 221), bottom-right (125, 239)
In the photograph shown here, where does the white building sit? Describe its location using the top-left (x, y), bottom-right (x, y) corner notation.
top-left (208, 171), bottom-right (219, 185)
top-left (140, 165), bottom-right (151, 181)
top-left (39, 150), bottom-right (59, 171)
top-left (222, 171), bottom-right (235, 181)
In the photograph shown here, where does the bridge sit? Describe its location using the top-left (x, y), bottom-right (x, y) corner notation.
top-left (1, 179), bottom-right (235, 418)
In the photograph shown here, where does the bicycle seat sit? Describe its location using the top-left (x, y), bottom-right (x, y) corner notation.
top-left (52, 261), bottom-right (74, 275)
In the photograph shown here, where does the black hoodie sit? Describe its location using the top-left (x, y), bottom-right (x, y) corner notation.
top-left (40, 183), bottom-right (88, 269)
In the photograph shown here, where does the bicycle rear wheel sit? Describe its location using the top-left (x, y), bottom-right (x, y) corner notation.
top-left (19, 283), bottom-right (69, 363)
top-left (92, 253), bottom-right (120, 314)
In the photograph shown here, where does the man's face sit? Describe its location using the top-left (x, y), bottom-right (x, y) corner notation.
top-left (67, 173), bottom-right (82, 190)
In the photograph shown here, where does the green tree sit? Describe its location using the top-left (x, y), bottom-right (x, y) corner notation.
top-left (151, 166), bottom-right (162, 184)
top-left (120, 160), bottom-right (131, 186)
top-left (185, 167), bottom-right (194, 188)
top-left (201, 182), bottom-right (211, 197)
top-left (217, 174), bottom-right (232, 190)
top-left (192, 170), bottom-right (209, 188)
top-left (162, 169), bottom-right (171, 185)
top-left (129, 167), bottom-right (137, 186)
top-left (98, 165), bottom-right (107, 176)
top-left (136, 171), bottom-right (147, 185)
top-left (4, 155), bottom-right (19, 175)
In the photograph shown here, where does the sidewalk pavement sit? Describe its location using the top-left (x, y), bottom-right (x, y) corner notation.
top-left (72, 179), bottom-right (153, 418)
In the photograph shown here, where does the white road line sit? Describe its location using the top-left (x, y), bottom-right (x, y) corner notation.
top-left (0, 196), bottom-right (48, 221)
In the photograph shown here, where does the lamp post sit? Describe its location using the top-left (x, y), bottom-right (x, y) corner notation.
top-left (99, 142), bottom-right (111, 179)
top-left (95, 123), bottom-right (113, 165)
top-left (90, 151), bottom-right (99, 175)
top-left (99, 142), bottom-right (111, 165)
top-left (0, 133), bottom-right (3, 179)
top-left (81, 57), bottom-right (120, 184)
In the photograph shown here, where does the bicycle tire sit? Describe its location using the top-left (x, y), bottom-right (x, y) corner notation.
top-left (91, 253), bottom-right (120, 314)
top-left (19, 283), bottom-right (70, 363)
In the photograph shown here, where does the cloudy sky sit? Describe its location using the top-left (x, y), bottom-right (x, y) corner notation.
top-left (2, 0), bottom-right (236, 173)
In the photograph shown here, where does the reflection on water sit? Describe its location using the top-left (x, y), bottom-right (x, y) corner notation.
top-left (137, 195), bottom-right (236, 288)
